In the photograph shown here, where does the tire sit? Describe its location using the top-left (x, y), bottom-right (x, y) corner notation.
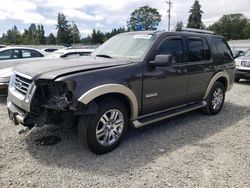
top-left (234, 77), bottom-right (240, 82)
top-left (77, 98), bottom-right (128, 154)
top-left (202, 81), bottom-right (225, 115)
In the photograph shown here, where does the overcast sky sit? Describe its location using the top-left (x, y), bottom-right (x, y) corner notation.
top-left (0, 0), bottom-right (249, 37)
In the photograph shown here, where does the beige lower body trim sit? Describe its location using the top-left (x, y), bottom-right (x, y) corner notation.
top-left (78, 84), bottom-right (138, 120)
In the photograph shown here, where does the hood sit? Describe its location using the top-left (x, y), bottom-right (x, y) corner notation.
top-left (13, 56), bottom-right (132, 80)
top-left (235, 56), bottom-right (250, 61)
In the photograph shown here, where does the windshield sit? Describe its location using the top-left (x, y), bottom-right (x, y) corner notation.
top-left (92, 33), bottom-right (156, 60)
top-left (244, 49), bottom-right (250, 57)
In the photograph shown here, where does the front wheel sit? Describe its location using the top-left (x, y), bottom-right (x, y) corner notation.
top-left (77, 99), bottom-right (128, 154)
top-left (202, 81), bottom-right (225, 115)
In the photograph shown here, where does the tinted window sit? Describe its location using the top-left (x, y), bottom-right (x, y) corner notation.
top-left (0, 50), bottom-right (12, 60)
top-left (21, 49), bottom-right (43, 58)
top-left (188, 39), bottom-right (204, 62)
top-left (158, 38), bottom-right (184, 63)
top-left (203, 39), bottom-right (211, 60)
top-left (212, 37), bottom-right (233, 62)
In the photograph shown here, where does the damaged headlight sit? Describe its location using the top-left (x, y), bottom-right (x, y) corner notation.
top-left (36, 80), bottom-right (76, 111)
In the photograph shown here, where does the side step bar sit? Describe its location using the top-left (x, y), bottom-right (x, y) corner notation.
top-left (132, 101), bottom-right (207, 128)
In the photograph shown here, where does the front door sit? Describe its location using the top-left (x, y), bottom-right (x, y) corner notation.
top-left (142, 36), bottom-right (189, 115)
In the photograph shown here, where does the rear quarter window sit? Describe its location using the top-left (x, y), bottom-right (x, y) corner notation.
top-left (212, 37), bottom-right (233, 62)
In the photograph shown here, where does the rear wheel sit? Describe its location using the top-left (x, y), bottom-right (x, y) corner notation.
top-left (202, 81), bottom-right (225, 115)
top-left (77, 99), bottom-right (128, 154)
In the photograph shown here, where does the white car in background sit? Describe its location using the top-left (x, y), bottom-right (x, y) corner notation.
top-left (0, 47), bottom-right (47, 70)
top-left (234, 48), bottom-right (250, 82)
top-left (46, 48), bottom-right (95, 58)
top-left (0, 48), bottom-right (95, 94)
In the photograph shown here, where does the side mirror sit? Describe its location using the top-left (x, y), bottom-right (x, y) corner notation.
top-left (150, 55), bottom-right (172, 67)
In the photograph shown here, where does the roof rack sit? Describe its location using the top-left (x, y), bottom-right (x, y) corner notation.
top-left (176, 28), bottom-right (215, 35)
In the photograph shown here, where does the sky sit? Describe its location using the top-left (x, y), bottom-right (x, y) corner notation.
top-left (0, 0), bottom-right (249, 37)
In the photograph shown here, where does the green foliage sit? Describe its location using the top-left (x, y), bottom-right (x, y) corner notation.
top-left (187, 0), bottom-right (205, 29)
top-left (127, 5), bottom-right (161, 31)
top-left (56, 13), bottom-right (72, 45)
top-left (91, 29), bottom-right (104, 44)
top-left (243, 22), bottom-right (250, 39)
top-left (2, 26), bottom-right (21, 44)
top-left (208, 14), bottom-right (248, 40)
top-left (70, 24), bottom-right (81, 43)
top-left (47, 33), bottom-right (56, 44)
top-left (175, 21), bottom-right (184, 30)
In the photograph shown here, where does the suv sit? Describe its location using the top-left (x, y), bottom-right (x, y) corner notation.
top-left (234, 48), bottom-right (250, 82)
top-left (7, 29), bottom-right (235, 154)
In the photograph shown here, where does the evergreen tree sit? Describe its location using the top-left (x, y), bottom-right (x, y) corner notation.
top-left (175, 21), bottom-right (184, 30)
top-left (91, 29), bottom-right (104, 44)
top-left (56, 13), bottom-right (71, 45)
top-left (70, 23), bottom-right (81, 44)
top-left (187, 0), bottom-right (204, 29)
top-left (37, 24), bottom-right (46, 44)
top-left (5, 26), bottom-right (21, 44)
top-left (47, 33), bottom-right (56, 44)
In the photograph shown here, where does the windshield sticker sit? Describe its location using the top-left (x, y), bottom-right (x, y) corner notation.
top-left (134, 35), bottom-right (152, 39)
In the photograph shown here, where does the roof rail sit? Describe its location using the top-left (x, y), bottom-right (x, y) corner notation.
top-left (176, 28), bottom-right (215, 35)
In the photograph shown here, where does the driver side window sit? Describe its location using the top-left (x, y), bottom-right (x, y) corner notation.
top-left (157, 38), bottom-right (184, 63)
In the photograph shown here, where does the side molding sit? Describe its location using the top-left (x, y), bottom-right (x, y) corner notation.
top-left (203, 71), bottom-right (229, 100)
top-left (78, 84), bottom-right (138, 120)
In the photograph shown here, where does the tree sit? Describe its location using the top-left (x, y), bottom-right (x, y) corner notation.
top-left (127, 6), bottom-right (161, 31)
top-left (56, 13), bottom-right (72, 45)
top-left (37, 24), bottom-right (46, 44)
top-left (187, 0), bottom-right (204, 29)
top-left (70, 23), bottom-right (81, 44)
top-left (4, 26), bottom-right (21, 44)
top-left (243, 22), bottom-right (250, 39)
top-left (47, 33), bottom-right (56, 44)
top-left (91, 29), bottom-right (104, 44)
top-left (175, 21), bottom-right (184, 30)
top-left (208, 14), bottom-right (248, 40)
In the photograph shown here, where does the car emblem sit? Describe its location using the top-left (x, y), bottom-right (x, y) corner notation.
top-left (16, 81), bottom-right (23, 88)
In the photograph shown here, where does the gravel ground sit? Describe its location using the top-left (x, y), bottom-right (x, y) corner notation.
top-left (0, 81), bottom-right (250, 188)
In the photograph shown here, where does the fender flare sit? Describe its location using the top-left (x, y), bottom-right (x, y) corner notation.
top-left (78, 84), bottom-right (138, 120)
top-left (203, 71), bottom-right (229, 99)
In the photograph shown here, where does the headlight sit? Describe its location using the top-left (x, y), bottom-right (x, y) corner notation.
top-left (241, 61), bottom-right (250, 67)
top-left (235, 60), bottom-right (241, 66)
top-left (37, 81), bottom-right (76, 111)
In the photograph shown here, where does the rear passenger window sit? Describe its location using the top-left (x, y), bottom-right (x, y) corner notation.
top-left (21, 49), bottom-right (43, 58)
top-left (212, 37), bottom-right (233, 62)
top-left (0, 50), bottom-right (12, 60)
top-left (188, 39), bottom-right (204, 62)
top-left (158, 38), bottom-right (184, 63)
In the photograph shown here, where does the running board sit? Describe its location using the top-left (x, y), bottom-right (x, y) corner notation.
top-left (132, 101), bottom-right (207, 128)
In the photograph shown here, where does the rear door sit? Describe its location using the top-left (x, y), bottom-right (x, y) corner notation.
top-left (185, 36), bottom-right (214, 101)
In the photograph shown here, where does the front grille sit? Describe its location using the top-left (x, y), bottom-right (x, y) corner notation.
top-left (14, 74), bottom-right (32, 95)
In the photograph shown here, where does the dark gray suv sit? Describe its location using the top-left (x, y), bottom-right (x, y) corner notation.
top-left (7, 29), bottom-right (235, 153)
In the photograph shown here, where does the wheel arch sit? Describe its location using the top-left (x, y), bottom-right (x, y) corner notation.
top-left (78, 84), bottom-right (138, 120)
top-left (203, 71), bottom-right (229, 100)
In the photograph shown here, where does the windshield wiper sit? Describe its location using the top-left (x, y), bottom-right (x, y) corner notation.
top-left (96, 54), bottom-right (112, 59)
